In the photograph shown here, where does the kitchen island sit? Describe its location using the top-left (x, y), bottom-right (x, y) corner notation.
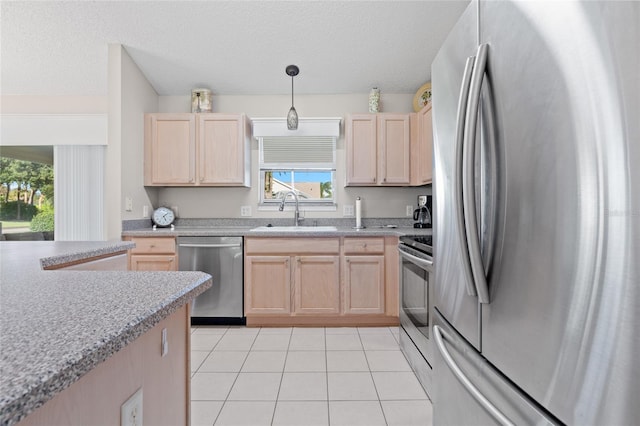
top-left (0, 241), bottom-right (212, 426)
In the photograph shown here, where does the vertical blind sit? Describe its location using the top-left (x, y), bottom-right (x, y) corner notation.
top-left (54, 145), bottom-right (105, 241)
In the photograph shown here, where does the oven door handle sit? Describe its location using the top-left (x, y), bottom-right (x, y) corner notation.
top-left (398, 246), bottom-right (433, 272)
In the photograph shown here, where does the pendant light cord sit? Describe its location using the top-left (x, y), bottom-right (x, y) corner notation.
top-left (291, 76), bottom-right (295, 107)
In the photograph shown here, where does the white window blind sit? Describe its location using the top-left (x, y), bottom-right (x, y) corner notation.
top-left (260, 136), bottom-right (336, 169)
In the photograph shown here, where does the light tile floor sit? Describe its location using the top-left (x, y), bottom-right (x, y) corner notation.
top-left (190, 326), bottom-right (432, 426)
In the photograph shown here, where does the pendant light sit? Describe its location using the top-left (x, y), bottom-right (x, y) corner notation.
top-left (286, 65), bottom-right (299, 130)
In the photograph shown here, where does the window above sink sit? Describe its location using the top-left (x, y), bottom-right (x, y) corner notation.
top-left (253, 118), bottom-right (341, 211)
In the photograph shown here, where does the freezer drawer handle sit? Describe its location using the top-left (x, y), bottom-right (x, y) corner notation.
top-left (178, 243), bottom-right (242, 248)
top-left (454, 55), bottom-right (478, 298)
top-left (433, 325), bottom-right (514, 426)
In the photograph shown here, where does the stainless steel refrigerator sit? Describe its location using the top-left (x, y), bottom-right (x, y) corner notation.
top-left (431, 1), bottom-right (639, 424)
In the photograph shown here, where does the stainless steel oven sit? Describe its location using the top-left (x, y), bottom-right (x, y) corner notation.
top-left (398, 235), bottom-right (434, 397)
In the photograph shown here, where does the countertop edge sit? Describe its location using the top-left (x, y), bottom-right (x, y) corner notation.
top-left (38, 241), bottom-right (136, 269)
top-left (121, 226), bottom-right (432, 238)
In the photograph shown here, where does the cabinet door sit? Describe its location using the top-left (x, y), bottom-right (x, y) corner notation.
top-left (198, 114), bottom-right (248, 186)
top-left (343, 255), bottom-right (385, 314)
top-left (411, 104), bottom-right (433, 185)
top-left (293, 256), bottom-right (340, 315)
top-left (378, 114), bottom-right (411, 185)
top-left (346, 114), bottom-right (377, 185)
top-left (130, 255), bottom-right (177, 271)
top-left (145, 114), bottom-right (196, 185)
top-left (245, 256), bottom-right (291, 315)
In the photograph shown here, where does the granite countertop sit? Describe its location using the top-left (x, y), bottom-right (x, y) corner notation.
top-left (122, 219), bottom-right (432, 237)
top-left (0, 241), bottom-right (212, 426)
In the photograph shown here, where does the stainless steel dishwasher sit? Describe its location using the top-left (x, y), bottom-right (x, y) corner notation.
top-left (177, 236), bottom-right (244, 325)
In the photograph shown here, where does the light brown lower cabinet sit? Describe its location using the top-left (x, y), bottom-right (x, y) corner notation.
top-left (244, 236), bottom-right (398, 327)
top-left (124, 237), bottom-right (177, 271)
top-left (294, 256), bottom-right (340, 315)
top-left (343, 255), bottom-right (385, 314)
top-left (245, 255), bottom-right (292, 315)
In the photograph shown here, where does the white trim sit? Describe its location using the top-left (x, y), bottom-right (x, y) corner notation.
top-left (251, 117), bottom-right (341, 138)
top-left (0, 114), bottom-right (108, 146)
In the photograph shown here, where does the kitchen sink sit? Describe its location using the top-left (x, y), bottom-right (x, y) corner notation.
top-left (250, 226), bottom-right (338, 232)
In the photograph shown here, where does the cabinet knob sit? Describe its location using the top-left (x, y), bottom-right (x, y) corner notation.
top-left (363, 243), bottom-right (367, 248)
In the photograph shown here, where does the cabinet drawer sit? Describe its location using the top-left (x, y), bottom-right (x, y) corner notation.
top-left (129, 237), bottom-right (176, 254)
top-left (245, 237), bottom-right (339, 255)
top-left (343, 237), bottom-right (384, 254)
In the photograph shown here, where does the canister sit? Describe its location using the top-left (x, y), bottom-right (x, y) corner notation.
top-left (191, 88), bottom-right (212, 113)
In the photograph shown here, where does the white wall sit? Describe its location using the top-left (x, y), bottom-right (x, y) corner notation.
top-left (152, 94), bottom-right (431, 219)
top-left (119, 47), bottom-right (159, 221)
top-left (107, 45), bottom-right (159, 238)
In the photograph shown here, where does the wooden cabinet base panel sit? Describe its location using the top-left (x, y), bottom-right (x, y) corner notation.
top-left (245, 315), bottom-right (399, 328)
top-left (18, 305), bottom-right (190, 426)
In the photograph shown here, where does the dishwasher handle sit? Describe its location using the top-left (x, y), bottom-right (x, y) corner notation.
top-left (178, 243), bottom-right (242, 249)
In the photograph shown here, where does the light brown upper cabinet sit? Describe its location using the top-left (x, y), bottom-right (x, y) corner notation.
top-left (346, 113), bottom-right (411, 186)
top-left (410, 102), bottom-right (433, 185)
top-left (144, 113), bottom-right (250, 187)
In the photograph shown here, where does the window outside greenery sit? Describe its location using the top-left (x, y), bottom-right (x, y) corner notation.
top-left (0, 157), bottom-right (54, 235)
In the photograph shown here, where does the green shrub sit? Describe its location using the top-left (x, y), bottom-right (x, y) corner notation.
top-left (30, 208), bottom-right (54, 232)
top-left (0, 201), bottom-right (39, 221)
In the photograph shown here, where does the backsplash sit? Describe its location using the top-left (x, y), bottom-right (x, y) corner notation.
top-left (122, 217), bottom-right (415, 231)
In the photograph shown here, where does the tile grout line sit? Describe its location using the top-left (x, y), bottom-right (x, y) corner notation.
top-left (271, 326), bottom-right (294, 425)
top-left (212, 327), bottom-right (259, 426)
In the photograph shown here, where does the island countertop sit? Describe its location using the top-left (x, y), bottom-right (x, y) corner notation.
top-left (0, 241), bottom-right (212, 426)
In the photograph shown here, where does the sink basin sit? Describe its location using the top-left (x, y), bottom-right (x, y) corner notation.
top-left (250, 226), bottom-right (338, 232)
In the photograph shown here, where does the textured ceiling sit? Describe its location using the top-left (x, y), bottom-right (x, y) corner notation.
top-left (1, 1), bottom-right (469, 97)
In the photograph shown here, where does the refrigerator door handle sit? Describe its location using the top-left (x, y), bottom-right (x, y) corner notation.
top-left (462, 43), bottom-right (491, 304)
top-left (434, 325), bottom-right (515, 426)
top-left (455, 55), bottom-right (478, 297)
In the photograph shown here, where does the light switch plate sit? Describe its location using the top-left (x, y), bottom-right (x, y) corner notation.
top-left (125, 197), bottom-right (133, 212)
top-left (240, 206), bottom-right (252, 217)
top-left (343, 205), bottom-right (354, 217)
top-left (406, 205), bottom-right (414, 217)
top-left (121, 388), bottom-right (143, 426)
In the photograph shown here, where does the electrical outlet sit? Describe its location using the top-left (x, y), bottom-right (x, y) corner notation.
top-left (171, 206), bottom-right (179, 217)
top-left (240, 206), bottom-right (252, 217)
top-left (121, 388), bottom-right (143, 426)
top-left (142, 205), bottom-right (149, 218)
top-left (343, 205), bottom-right (354, 217)
top-left (125, 197), bottom-right (133, 212)
top-left (406, 205), bottom-right (414, 217)
top-left (161, 328), bottom-right (168, 357)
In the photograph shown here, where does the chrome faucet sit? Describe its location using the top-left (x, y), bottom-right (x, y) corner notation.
top-left (279, 191), bottom-right (301, 226)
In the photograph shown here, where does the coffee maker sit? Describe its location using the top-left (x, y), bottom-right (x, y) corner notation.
top-left (413, 195), bottom-right (432, 228)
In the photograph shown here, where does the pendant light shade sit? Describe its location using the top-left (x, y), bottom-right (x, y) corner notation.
top-left (286, 65), bottom-right (299, 130)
